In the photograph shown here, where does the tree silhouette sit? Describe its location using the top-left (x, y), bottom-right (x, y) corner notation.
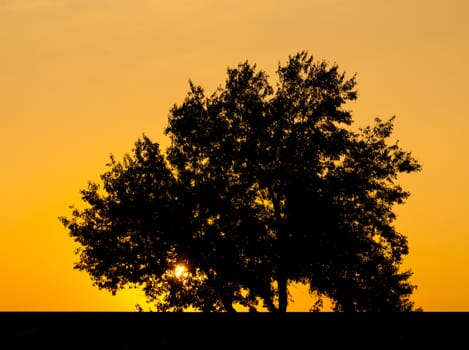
top-left (60, 51), bottom-right (421, 312)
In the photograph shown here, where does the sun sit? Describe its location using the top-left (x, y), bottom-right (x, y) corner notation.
top-left (174, 264), bottom-right (188, 280)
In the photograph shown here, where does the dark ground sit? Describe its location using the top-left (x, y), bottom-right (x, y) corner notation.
top-left (1, 312), bottom-right (468, 349)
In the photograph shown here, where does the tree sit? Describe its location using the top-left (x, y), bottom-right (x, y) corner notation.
top-left (60, 51), bottom-right (421, 312)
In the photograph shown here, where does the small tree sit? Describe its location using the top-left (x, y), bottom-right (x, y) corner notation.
top-left (61, 51), bottom-right (421, 312)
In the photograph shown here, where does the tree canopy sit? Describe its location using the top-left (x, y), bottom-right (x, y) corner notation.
top-left (60, 51), bottom-right (421, 312)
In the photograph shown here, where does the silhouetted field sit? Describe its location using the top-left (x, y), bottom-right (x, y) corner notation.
top-left (1, 312), bottom-right (467, 348)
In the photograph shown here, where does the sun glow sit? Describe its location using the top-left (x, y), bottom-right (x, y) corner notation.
top-left (174, 264), bottom-right (189, 280)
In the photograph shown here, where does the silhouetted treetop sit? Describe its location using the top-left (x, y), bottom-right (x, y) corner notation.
top-left (61, 51), bottom-right (421, 312)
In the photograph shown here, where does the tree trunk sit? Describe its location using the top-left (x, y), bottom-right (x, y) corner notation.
top-left (277, 270), bottom-right (288, 312)
top-left (219, 287), bottom-right (236, 312)
top-left (224, 302), bottom-right (237, 313)
top-left (269, 186), bottom-right (288, 313)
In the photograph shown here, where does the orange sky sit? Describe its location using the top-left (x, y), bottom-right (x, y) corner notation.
top-left (1, 0), bottom-right (468, 311)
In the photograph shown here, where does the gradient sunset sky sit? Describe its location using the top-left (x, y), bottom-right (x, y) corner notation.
top-left (1, 0), bottom-right (468, 311)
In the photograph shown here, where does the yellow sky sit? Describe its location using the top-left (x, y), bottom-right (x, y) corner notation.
top-left (1, 0), bottom-right (468, 311)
